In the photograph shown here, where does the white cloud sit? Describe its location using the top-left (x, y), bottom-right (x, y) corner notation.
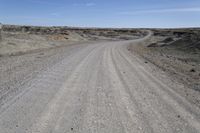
top-left (28, 0), bottom-right (61, 6)
top-left (73, 2), bottom-right (96, 7)
top-left (85, 3), bottom-right (96, 7)
top-left (51, 13), bottom-right (60, 17)
top-left (119, 7), bottom-right (200, 15)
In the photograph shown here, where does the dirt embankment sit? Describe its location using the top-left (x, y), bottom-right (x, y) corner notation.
top-left (129, 29), bottom-right (200, 106)
top-left (0, 25), bottom-right (145, 56)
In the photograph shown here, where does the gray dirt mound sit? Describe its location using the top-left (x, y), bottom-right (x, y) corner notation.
top-left (169, 39), bottom-right (200, 51)
top-left (129, 29), bottom-right (200, 107)
top-left (150, 29), bottom-right (200, 52)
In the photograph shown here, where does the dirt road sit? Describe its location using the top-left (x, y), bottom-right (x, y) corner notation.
top-left (0, 35), bottom-right (200, 133)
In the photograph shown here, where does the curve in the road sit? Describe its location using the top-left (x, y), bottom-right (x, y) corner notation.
top-left (0, 33), bottom-right (200, 133)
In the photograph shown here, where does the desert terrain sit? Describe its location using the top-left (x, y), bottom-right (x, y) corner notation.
top-left (0, 25), bottom-right (145, 56)
top-left (129, 29), bottom-right (200, 107)
top-left (0, 25), bottom-right (200, 133)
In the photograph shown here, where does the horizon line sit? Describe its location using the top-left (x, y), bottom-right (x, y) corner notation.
top-left (1, 23), bottom-right (200, 30)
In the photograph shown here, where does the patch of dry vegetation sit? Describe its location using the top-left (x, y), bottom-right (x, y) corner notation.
top-left (0, 25), bottom-right (144, 56)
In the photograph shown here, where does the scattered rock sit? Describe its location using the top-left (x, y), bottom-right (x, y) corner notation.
top-left (162, 37), bottom-right (174, 43)
top-left (147, 43), bottom-right (157, 47)
top-left (7, 42), bottom-right (16, 46)
top-left (71, 127), bottom-right (73, 131)
top-left (193, 84), bottom-right (200, 92)
top-left (190, 68), bottom-right (195, 72)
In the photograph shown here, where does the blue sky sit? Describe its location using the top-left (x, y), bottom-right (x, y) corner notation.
top-left (0, 0), bottom-right (200, 28)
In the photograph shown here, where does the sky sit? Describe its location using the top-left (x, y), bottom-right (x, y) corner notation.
top-left (0, 0), bottom-right (200, 28)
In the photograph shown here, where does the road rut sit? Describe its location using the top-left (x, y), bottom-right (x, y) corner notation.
top-left (0, 37), bottom-right (200, 133)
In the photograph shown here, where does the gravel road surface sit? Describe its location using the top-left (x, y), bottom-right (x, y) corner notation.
top-left (0, 35), bottom-right (200, 133)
